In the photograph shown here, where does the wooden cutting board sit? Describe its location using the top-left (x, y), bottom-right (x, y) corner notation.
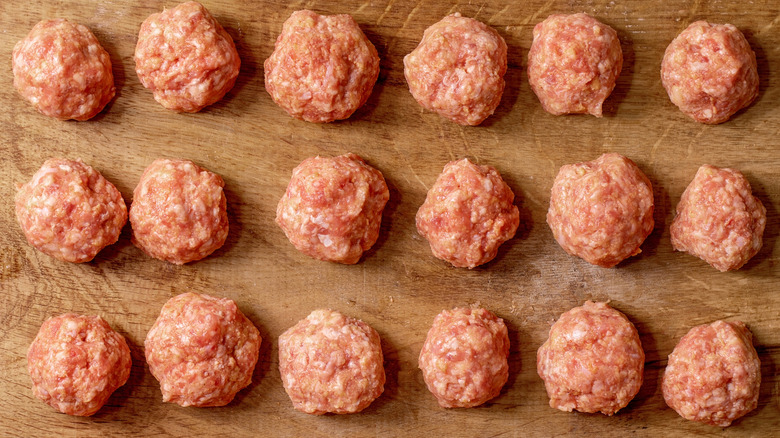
top-left (1, 0), bottom-right (779, 436)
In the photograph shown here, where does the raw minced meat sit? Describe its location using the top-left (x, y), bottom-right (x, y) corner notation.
top-left (403, 13), bottom-right (507, 126)
top-left (547, 153), bottom-right (654, 268)
top-left (419, 307), bottom-right (509, 408)
top-left (670, 165), bottom-right (765, 271)
top-left (27, 313), bottom-right (131, 416)
top-left (661, 21), bottom-right (758, 124)
top-left (15, 158), bottom-right (127, 263)
top-left (278, 309), bottom-right (385, 414)
top-left (528, 13), bottom-right (623, 117)
top-left (416, 158), bottom-right (519, 268)
top-left (12, 18), bottom-right (115, 120)
top-left (276, 153), bottom-right (389, 264)
top-left (135, 1), bottom-right (241, 112)
top-left (537, 301), bottom-right (645, 415)
top-left (662, 320), bottom-right (760, 427)
top-left (144, 292), bottom-right (261, 407)
top-left (129, 158), bottom-right (229, 264)
top-left (264, 10), bottom-right (379, 123)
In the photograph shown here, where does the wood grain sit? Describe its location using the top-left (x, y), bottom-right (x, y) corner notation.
top-left (1, 0), bottom-right (779, 436)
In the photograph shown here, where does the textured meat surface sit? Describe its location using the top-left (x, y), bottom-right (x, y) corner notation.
top-left (416, 158), bottom-right (519, 268)
top-left (12, 19), bottom-right (115, 120)
top-left (537, 301), bottom-right (645, 415)
top-left (547, 153), bottom-right (654, 268)
top-left (264, 10), bottom-right (379, 123)
top-left (662, 321), bottom-right (760, 427)
top-left (276, 153), bottom-right (389, 264)
top-left (527, 13), bottom-right (622, 117)
top-left (419, 307), bottom-right (509, 408)
top-left (130, 158), bottom-right (228, 264)
top-left (670, 165), bottom-right (765, 272)
top-left (135, 1), bottom-right (240, 112)
top-left (27, 314), bottom-right (131, 416)
top-left (278, 309), bottom-right (385, 414)
top-left (15, 158), bottom-right (127, 263)
top-left (661, 21), bottom-right (758, 124)
top-left (403, 13), bottom-right (507, 126)
top-left (144, 292), bottom-right (261, 407)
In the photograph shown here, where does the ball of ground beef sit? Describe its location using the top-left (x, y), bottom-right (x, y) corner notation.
top-left (537, 301), bottom-right (645, 415)
top-left (419, 307), bottom-right (509, 408)
top-left (278, 309), bottom-right (385, 414)
top-left (661, 21), bottom-right (758, 124)
top-left (12, 19), bottom-right (115, 120)
top-left (528, 13), bottom-right (623, 117)
top-left (144, 292), bottom-right (261, 407)
top-left (264, 10), bottom-right (380, 123)
top-left (129, 158), bottom-right (229, 264)
top-left (276, 153), bottom-right (389, 264)
top-left (547, 153), bottom-right (654, 268)
top-left (662, 320), bottom-right (760, 427)
top-left (416, 158), bottom-right (519, 268)
top-left (403, 13), bottom-right (507, 126)
top-left (135, 1), bottom-right (241, 112)
top-left (670, 165), bottom-right (765, 271)
top-left (15, 158), bottom-right (127, 263)
top-left (27, 313), bottom-right (131, 416)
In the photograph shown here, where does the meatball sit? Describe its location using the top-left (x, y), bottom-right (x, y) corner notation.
top-left (661, 21), bottom-right (758, 124)
top-left (264, 10), bottom-right (379, 123)
top-left (670, 165), bottom-right (765, 272)
top-left (663, 321), bottom-right (760, 427)
top-left (537, 301), bottom-right (645, 415)
top-left (144, 292), bottom-right (261, 407)
top-left (130, 158), bottom-right (229, 264)
top-left (403, 13), bottom-right (507, 126)
top-left (278, 309), bottom-right (385, 415)
top-left (135, 1), bottom-right (241, 112)
top-left (276, 153), bottom-right (389, 264)
top-left (547, 153), bottom-right (654, 268)
top-left (27, 313), bottom-right (131, 416)
top-left (528, 13), bottom-right (622, 117)
top-left (12, 19), bottom-right (115, 120)
top-left (419, 307), bottom-right (509, 408)
top-left (416, 158), bottom-right (519, 268)
top-left (15, 158), bottom-right (127, 263)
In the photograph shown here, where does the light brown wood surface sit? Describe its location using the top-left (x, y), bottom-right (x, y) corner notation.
top-left (1, 0), bottom-right (779, 436)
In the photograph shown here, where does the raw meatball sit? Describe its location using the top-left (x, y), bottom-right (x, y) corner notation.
top-left (537, 301), bottom-right (645, 415)
top-left (416, 158), bottom-right (519, 268)
top-left (264, 10), bottom-right (379, 123)
top-left (278, 309), bottom-right (385, 414)
top-left (547, 153), bottom-right (654, 268)
top-left (27, 313), bottom-right (131, 416)
top-left (130, 158), bottom-right (229, 264)
top-left (135, 1), bottom-right (240, 112)
top-left (663, 320), bottom-right (760, 427)
top-left (15, 158), bottom-right (127, 263)
top-left (419, 307), bottom-right (509, 408)
top-left (276, 153), bottom-right (389, 264)
top-left (670, 165), bottom-right (765, 271)
top-left (404, 13), bottom-right (507, 126)
top-left (661, 21), bottom-right (758, 124)
top-left (12, 19), bottom-right (115, 120)
top-left (528, 13), bottom-right (623, 117)
top-left (145, 292), bottom-right (261, 407)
